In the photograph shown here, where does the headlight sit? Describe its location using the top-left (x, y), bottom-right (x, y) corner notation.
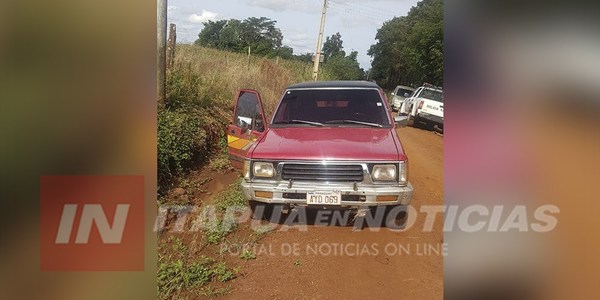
top-left (253, 162), bottom-right (274, 178)
top-left (243, 160), bottom-right (251, 180)
top-left (399, 161), bottom-right (408, 185)
top-left (372, 164), bottom-right (397, 181)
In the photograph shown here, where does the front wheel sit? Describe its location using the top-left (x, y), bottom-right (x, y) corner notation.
top-left (407, 115), bottom-right (415, 127)
top-left (385, 205), bottom-right (409, 229)
top-left (249, 200), bottom-right (274, 220)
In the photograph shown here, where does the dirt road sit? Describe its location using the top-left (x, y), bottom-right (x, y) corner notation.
top-left (217, 126), bottom-right (444, 299)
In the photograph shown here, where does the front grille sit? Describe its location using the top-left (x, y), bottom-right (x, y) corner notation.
top-left (281, 164), bottom-right (364, 182)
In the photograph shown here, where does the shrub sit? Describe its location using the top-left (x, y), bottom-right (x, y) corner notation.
top-left (157, 108), bottom-right (207, 193)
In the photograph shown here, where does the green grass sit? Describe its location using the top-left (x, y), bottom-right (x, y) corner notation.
top-left (170, 236), bottom-right (187, 253)
top-left (157, 176), bottom-right (274, 299)
top-left (214, 179), bottom-right (246, 212)
top-left (157, 257), bottom-right (238, 299)
top-left (201, 285), bottom-right (232, 297)
top-left (240, 249), bottom-right (257, 260)
top-left (158, 237), bottom-right (239, 299)
top-left (204, 217), bottom-right (235, 245)
top-left (208, 152), bottom-right (231, 172)
top-left (200, 179), bottom-right (248, 244)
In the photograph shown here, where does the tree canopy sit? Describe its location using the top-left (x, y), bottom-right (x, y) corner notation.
top-left (368, 0), bottom-right (443, 89)
top-left (322, 32), bottom-right (344, 59)
top-left (321, 32), bottom-right (364, 80)
top-left (195, 17), bottom-right (292, 58)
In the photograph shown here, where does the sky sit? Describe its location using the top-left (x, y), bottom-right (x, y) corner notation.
top-left (167, 0), bottom-right (419, 69)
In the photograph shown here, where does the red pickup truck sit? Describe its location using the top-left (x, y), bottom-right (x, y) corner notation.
top-left (227, 81), bottom-right (413, 227)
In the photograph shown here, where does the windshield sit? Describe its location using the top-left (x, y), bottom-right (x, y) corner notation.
top-left (397, 88), bottom-right (414, 97)
top-left (419, 88), bottom-right (443, 102)
top-left (272, 89), bottom-right (391, 127)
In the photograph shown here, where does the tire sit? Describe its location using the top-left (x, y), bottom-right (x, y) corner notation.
top-left (413, 115), bottom-right (423, 128)
top-left (385, 205), bottom-right (409, 229)
top-left (249, 200), bottom-right (274, 220)
top-left (407, 115), bottom-right (415, 127)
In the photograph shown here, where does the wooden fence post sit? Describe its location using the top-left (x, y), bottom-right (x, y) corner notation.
top-left (247, 46), bottom-right (251, 70)
top-left (157, 0), bottom-right (167, 104)
top-left (167, 23), bottom-right (176, 70)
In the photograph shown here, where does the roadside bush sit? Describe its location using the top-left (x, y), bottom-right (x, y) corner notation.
top-left (157, 108), bottom-right (206, 192)
top-left (158, 63), bottom-right (229, 195)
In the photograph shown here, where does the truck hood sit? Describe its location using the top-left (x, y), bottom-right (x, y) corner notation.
top-left (249, 127), bottom-right (406, 161)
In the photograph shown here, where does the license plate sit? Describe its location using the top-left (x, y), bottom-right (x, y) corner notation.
top-left (306, 191), bottom-right (341, 205)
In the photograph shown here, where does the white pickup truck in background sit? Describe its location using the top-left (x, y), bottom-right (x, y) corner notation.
top-left (399, 83), bottom-right (443, 131)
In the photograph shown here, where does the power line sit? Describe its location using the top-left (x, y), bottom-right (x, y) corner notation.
top-left (329, 0), bottom-right (397, 21)
top-left (330, 0), bottom-right (399, 20)
top-left (328, 1), bottom-right (392, 23)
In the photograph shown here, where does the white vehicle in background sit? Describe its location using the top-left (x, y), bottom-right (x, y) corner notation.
top-left (389, 85), bottom-right (415, 111)
top-left (399, 83), bottom-right (443, 130)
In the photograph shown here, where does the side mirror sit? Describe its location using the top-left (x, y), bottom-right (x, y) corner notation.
top-left (404, 92), bottom-right (410, 97)
top-left (255, 119), bottom-right (265, 133)
top-left (394, 115), bottom-right (409, 128)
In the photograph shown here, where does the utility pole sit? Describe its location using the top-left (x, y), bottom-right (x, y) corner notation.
top-left (312, 0), bottom-right (328, 81)
top-left (157, 0), bottom-right (167, 104)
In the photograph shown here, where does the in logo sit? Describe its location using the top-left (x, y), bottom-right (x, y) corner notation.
top-left (40, 176), bottom-right (144, 271)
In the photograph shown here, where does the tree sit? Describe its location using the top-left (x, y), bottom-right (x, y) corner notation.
top-left (322, 32), bottom-right (345, 60)
top-left (321, 33), bottom-right (364, 80)
top-left (293, 52), bottom-right (314, 63)
top-left (194, 17), bottom-right (287, 57)
top-left (273, 46), bottom-right (294, 59)
top-left (195, 20), bottom-right (227, 48)
top-left (239, 17), bottom-right (283, 56)
top-left (323, 51), bottom-right (364, 80)
top-left (368, 0), bottom-right (443, 89)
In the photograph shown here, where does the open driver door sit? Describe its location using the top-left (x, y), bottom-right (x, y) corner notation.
top-left (227, 89), bottom-right (267, 170)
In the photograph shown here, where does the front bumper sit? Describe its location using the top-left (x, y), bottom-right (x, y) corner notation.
top-left (417, 112), bottom-right (443, 125)
top-left (241, 180), bottom-right (413, 207)
top-left (392, 99), bottom-right (403, 110)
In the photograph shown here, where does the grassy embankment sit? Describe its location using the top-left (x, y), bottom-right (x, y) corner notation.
top-left (158, 44), bottom-right (335, 195)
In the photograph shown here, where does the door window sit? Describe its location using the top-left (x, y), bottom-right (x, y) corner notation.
top-left (235, 91), bottom-right (265, 132)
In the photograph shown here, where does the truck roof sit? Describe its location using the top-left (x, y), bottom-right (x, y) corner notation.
top-left (287, 80), bottom-right (381, 90)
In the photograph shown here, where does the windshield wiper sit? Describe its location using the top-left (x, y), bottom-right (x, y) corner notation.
top-left (325, 120), bottom-right (383, 128)
top-left (273, 119), bottom-right (324, 127)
